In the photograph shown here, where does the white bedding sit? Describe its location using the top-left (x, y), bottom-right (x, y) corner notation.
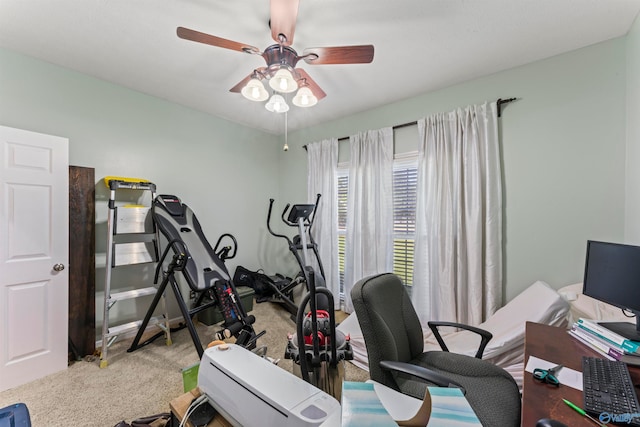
top-left (556, 282), bottom-right (632, 325)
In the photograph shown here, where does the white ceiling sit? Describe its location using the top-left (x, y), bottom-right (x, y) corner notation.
top-left (1, 0), bottom-right (639, 134)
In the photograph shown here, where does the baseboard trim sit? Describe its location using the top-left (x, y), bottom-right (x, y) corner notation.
top-left (95, 315), bottom-right (187, 348)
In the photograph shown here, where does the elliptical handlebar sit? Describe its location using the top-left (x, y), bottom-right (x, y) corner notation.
top-left (267, 195), bottom-right (326, 280)
top-left (276, 194), bottom-right (322, 228)
top-left (267, 198), bottom-right (292, 243)
top-left (308, 193), bottom-right (321, 235)
top-left (281, 203), bottom-right (293, 226)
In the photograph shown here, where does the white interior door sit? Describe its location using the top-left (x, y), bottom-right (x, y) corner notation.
top-left (0, 125), bottom-right (69, 392)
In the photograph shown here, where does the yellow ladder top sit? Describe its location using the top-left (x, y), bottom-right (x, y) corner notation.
top-left (104, 176), bottom-right (151, 188)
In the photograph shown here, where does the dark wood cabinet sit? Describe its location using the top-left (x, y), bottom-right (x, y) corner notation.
top-left (68, 165), bottom-right (95, 359)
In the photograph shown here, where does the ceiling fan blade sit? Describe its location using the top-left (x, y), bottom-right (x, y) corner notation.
top-left (270, 0), bottom-right (299, 45)
top-left (229, 68), bottom-right (267, 92)
top-left (295, 69), bottom-right (326, 100)
top-left (302, 45), bottom-right (375, 65)
top-left (177, 26), bottom-right (260, 54)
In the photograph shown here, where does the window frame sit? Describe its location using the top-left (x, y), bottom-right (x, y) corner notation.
top-left (336, 152), bottom-right (418, 293)
top-left (336, 163), bottom-right (349, 295)
top-left (391, 153), bottom-right (418, 287)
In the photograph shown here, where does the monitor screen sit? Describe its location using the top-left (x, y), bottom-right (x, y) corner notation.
top-left (583, 240), bottom-right (640, 341)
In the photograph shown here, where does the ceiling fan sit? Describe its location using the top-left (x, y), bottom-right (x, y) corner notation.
top-left (177, 0), bottom-right (374, 111)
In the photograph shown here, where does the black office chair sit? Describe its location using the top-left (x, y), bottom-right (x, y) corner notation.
top-left (351, 273), bottom-right (521, 427)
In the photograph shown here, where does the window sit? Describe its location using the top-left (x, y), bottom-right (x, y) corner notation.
top-left (337, 168), bottom-right (348, 291)
top-left (392, 158), bottom-right (417, 286)
top-left (337, 155), bottom-right (418, 292)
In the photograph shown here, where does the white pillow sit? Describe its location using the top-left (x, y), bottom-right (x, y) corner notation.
top-left (558, 283), bottom-right (632, 325)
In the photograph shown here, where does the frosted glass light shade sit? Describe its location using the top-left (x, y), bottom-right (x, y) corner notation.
top-left (241, 78), bottom-right (269, 102)
top-left (265, 94), bottom-right (289, 113)
top-left (268, 68), bottom-right (298, 93)
top-left (292, 86), bottom-right (318, 107)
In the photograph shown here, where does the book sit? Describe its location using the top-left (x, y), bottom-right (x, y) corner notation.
top-left (571, 323), bottom-right (640, 367)
top-left (181, 362), bottom-right (200, 393)
top-left (576, 318), bottom-right (640, 354)
top-left (570, 324), bottom-right (623, 360)
top-left (569, 328), bottom-right (616, 360)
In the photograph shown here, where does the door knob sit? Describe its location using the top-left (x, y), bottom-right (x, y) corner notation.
top-left (53, 263), bottom-right (65, 272)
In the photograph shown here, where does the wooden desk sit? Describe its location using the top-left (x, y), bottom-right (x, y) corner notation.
top-left (522, 322), bottom-right (640, 425)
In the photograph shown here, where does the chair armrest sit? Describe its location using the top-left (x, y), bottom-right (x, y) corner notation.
top-left (427, 321), bottom-right (493, 359)
top-left (379, 360), bottom-right (466, 395)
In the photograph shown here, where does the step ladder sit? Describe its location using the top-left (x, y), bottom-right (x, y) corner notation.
top-left (99, 177), bottom-right (171, 368)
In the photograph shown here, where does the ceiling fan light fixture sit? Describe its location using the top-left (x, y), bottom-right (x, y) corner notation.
top-left (178, 1), bottom-right (376, 116)
top-left (269, 67), bottom-right (298, 93)
top-left (241, 78), bottom-right (269, 102)
top-left (292, 86), bottom-right (317, 107)
top-left (265, 94), bottom-right (290, 113)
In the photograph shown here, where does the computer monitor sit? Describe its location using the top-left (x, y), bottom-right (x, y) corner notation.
top-left (583, 240), bottom-right (640, 341)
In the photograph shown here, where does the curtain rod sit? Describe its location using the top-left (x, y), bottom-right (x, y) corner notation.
top-left (497, 97), bottom-right (517, 117)
top-left (303, 97), bottom-right (516, 149)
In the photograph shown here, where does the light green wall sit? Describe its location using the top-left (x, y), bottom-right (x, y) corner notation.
top-left (0, 49), bottom-right (282, 269)
top-left (626, 14), bottom-right (640, 243)
top-left (279, 38), bottom-right (628, 301)
top-left (0, 48), bottom-right (281, 332)
top-left (0, 32), bottom-right (634, 315)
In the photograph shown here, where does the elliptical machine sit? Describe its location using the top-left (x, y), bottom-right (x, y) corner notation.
top-left (266, 194), bottom-right (327, 312)
top-left (267, 194), bottom-right (352, 400)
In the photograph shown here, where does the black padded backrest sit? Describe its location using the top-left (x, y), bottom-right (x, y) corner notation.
top-left (153, 194), bottom-right (230, 291)
top-left (351, 273), bottom-right (424, 388)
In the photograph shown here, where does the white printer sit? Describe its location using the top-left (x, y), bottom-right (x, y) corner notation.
top-left (198, 343), bottom-right (341, 427)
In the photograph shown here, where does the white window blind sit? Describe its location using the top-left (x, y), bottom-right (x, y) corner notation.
top-left (336, 157), bottom-right (417, 291)
top-left (392, 160), bottom-right (417, 286)
top-left (337, 170), bottom-right (348, 292)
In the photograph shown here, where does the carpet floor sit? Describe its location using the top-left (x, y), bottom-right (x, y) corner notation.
top-left (0, 299), bottom-right (368, 427)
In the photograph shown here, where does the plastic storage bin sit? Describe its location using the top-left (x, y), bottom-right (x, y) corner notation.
top-left (198, 285), bottom-right (255, 326)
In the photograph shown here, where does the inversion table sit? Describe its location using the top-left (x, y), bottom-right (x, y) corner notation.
top-left (128, 194), bottom-right (263, 358)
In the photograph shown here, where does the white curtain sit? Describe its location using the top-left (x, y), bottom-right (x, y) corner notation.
top-left (411, 102), bottom-right (502, 326)
top-left (343, 128), bottom-right (394, 313)
top-left (307, 138), bottom-right (340, 307)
